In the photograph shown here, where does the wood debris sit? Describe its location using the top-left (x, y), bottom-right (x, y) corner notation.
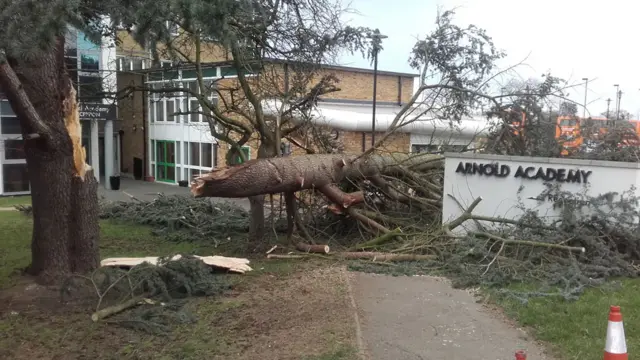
top-left (100, 254), bottom-right (252, 273)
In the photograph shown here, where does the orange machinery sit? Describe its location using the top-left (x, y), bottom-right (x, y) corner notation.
top-left (555, 116), bottom-right (640, 154)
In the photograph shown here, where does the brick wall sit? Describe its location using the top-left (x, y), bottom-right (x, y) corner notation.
top-left (116, 72), bottom-right (146, 175)
top-left (340, 131), bottom-right (410, 154)
top-left (116, 30), bottom-right (228, 63)
top-left (317, 68), bottom-right (414, 104)
top-left (115, 54), bottom-right (416, 177)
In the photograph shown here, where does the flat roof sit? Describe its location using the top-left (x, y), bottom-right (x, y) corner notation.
top-left (137, 58), bottom-right (418, 78)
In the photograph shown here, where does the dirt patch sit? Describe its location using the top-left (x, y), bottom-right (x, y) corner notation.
top-left (0, 262), bottom-right (357, 360)
top-left (221, 265), bottom-right (357, 360)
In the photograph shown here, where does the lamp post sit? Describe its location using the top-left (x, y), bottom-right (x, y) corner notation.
top-left (581, 78), bottom-right (588, 119)
top-left (617, 90), bottom-right (623, 121)
top-left (614, 84), bottom-right (619, 120)
top-left (369, 29), bottom-right (388, 148)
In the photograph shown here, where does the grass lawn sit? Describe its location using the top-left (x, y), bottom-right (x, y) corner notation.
top-left (0, 195), bottom-right (31, 207)
top-left (0, 210), bottom-right (358, 360)
top-left (492, 280), bottom-right (640, 359)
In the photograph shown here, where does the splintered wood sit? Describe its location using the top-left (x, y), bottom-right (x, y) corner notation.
top-left (100, 254), bottom-right (252, 273)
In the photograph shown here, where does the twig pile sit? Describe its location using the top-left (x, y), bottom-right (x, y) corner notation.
top-left (99, 194), bottom-right (250, 246)
top-left (63, 255), bottom-right (233, 335)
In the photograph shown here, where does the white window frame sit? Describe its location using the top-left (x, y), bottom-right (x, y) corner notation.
top-left (182, 141), bottom-right (217, 179)
top-left (166, 21), bottom-right (179, 37)
top-left (0, 101), bottom-right (30, 195)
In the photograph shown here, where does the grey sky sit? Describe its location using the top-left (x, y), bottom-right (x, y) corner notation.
top-left (339, 0), bottom-right (638, 118)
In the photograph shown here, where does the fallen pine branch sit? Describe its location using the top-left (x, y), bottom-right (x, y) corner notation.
top-left (470, 231), bottom-right (586, 253)
top-left (350, 228), bottom-right (404, 251)
top-left (91, 296), bottom-right (155, 322)
top-left (337, 252), bottom-right (437, 262)
top-left (266, 254), bottom-right (310, 259)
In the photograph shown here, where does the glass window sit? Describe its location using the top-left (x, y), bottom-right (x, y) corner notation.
top-left (156, 141), bottom-right (165, 162)
top-left (3, 163), bottom-right (29, 193)
top-left (183, 142), bottom-right (189, 164)
top-left (155, 101), bottom-right (164, 121)
top-left (166, 165), bottom-right (175, 181)
top-left (64, 55), bottom-right (78, 72)
top-left (188, 81), bottom-right (198, 95)
top-left (132, 58), bottom-right (144, 70)
top-left (1, 117), bottom-right (21, 135)
top-left (190, 168), bottom-right (200, 179)
top-left (559, 119), bottom-right (577, 127)
top-left (176, 141), bottom-right (181, 165)
top-left (201, 143), bottom-right (212, 167)
top-left (1, 101), bottom-right (15, 116)
top-left (80, 53), bottom-right (100, 71)
top-left (121, 57), bottom-right (132, 71)
top-left (166, 141), bottom-right (175, 163)
top-left (167, 100), bottom-right (175, 120)
top-left (189, 142), bottom-right (200, 166)
top-left (189, 99), bottom-right (199, 122)
top-left (151, 140), bottom-right (155, 161)
top-left (149, 101), bottom-right (155, 123)
top-left (157, 164), bottom-right (166, 179)
top-left (212, 144), bottom-right (218, 167)
top-left (4, 139), bottom-right (25, 159)
top-left (78, 76), bottom-right (103, 100)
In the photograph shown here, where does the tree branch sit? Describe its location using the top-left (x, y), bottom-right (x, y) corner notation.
top-left (0, 55), bottom-right (50, 142)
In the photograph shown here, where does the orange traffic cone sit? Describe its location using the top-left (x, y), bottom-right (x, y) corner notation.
top-left (515, 350), bottom-right (526, 359)
top-left (604, 305), bottom-right (628, 360)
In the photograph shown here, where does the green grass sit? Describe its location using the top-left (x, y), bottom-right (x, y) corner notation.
top-left (492, 280), bottom-right (640, 360)
top-left (0, 211), bottom-right (221, 289)
top-left (302, 345), bottom-right (358, 360)
top-left (0, 195), bottom-right (31, 207)
top-left (0, 210), bottom-right (352, 360)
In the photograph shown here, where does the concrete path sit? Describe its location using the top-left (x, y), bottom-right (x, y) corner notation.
top-left (98, 177), bottom-right (251, 210)
top-left (348, 273), bottom-right (554, 360)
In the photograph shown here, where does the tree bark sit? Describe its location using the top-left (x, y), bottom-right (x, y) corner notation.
top-left (0, 37), bottom-right (100, 284)
top-left (191, 153), bottom-right (444, 198)
top-left (247, 141), bottom-right (277, 243)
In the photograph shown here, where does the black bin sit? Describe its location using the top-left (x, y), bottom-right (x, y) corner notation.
top-left (133, 157), bottom-right (143, 180)
top-left (109, 176), bottom-right (121, 190)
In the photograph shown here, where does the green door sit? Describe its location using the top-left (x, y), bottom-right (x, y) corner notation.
top-left (156, 140), bottom-right (176, 183)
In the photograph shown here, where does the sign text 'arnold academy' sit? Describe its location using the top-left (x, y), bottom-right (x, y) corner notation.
top-left (454, 161), bottom-right (593, 184)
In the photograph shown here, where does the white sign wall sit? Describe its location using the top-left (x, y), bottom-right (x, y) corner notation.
top-left (442, 153), bottom-right (640, 234)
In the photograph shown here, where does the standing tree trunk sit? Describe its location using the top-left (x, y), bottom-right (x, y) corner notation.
top-left (0, 37), bottom-right (100, 284)
top-left (247, 141), bottom-right (277, 243)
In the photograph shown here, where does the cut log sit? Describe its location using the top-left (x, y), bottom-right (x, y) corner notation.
top-left (296, 242), bottom-right (330, 254)
top-left (190, 153), bottom-right (443, 198)
top-left (100, 254), bottom-right (252, 273)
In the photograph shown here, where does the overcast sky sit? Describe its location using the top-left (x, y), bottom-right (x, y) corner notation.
top-left (339, 0), bottom-right (639, 118)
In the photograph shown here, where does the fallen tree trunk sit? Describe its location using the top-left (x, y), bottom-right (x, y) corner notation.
top-left (190, 153), bottom-right (443, 198)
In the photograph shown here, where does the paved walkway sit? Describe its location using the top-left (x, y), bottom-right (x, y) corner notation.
top-left (348, 273), bottom-right (554, 360)
top-left (106, 178), bottom-right (553, 359)
top-left (98, 177), bottom-right (251, 210)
